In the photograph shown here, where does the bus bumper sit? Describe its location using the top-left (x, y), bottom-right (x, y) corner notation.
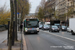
top-left (25, 30), bottom-right (39, 33)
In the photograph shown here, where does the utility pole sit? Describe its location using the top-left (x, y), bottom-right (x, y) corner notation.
top-left (14, 0), bottom-right (17, 41)
top-left (8, 0), bottom-right (14, 50)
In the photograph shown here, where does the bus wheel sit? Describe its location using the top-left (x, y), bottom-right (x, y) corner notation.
top-left (36, 32), bottom-right (38, 34)
top-left (24, 32), bottom-right (26, 35)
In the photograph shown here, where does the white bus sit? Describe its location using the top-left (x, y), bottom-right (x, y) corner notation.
top-left (24, 18), bottom-right (39, 34)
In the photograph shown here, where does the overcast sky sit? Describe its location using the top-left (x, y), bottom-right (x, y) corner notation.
top-left (29, 0), bottom-right (41, 13)
top-left (0, 0), bottom-right (41, 13)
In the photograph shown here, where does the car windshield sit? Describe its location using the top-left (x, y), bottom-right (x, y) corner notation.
top-left (52, 26), bottom-right (58, 28)
top-left (55, 24), bottom-right (60, 25)
top-left (62, 26), bottom-right (66, 28)
top-left (44, 25), bottom-right (49, 27)
top-left (39, 25), bottom-right (42, 27)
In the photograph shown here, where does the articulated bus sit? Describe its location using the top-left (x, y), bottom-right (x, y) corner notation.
top-left (24, 18), bottom-right (39, 34)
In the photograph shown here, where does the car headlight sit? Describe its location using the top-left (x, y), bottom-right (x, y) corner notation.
top-left (52, 28), bottom-right (54, 30)
top-left (62, 28), bottom-right (64, 29)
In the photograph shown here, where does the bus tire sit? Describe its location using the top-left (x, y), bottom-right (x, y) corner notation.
top-left (24, 32), bottom-right (26, 35)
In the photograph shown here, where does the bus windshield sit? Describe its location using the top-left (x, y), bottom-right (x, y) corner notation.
top-left (26, 20), bottom-right (39, 28)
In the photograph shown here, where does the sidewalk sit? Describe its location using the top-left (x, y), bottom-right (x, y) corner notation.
top-left (0, 30), bottom-right (7, 44)
top-left (0, 31), bottom-right (21, 50)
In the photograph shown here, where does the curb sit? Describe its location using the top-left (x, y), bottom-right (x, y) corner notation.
top-left (22, 34), bottom-right (27, 50)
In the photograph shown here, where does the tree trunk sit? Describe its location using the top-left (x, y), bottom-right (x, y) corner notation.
top-left (14, 0), bottom-right (17, 41)
top-left (8, 0), bottom-right (14, 50)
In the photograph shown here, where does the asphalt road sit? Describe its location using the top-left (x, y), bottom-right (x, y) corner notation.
top-left (24, 30), bottom-right (75, 50)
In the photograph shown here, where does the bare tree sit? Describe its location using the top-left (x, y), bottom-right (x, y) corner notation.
top-left (40, 0), bottom-right (46, 9)
top-left (35, 0), bottom-right (46, 21)
top-left (18, 0), bottom-right (30, 22)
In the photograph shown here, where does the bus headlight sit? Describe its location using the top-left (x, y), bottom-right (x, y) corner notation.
top-left (37, 28), bottom-right (39, 31)
top-left (25, 28), bottom-right (28, 32)
top-left (25, 30), bottom-right (27, 32)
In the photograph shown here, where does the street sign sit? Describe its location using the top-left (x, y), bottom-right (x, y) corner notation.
top-left (17, 12), bottom-right (19, 14)
top-left (14, 12), bottom-right (19, 14)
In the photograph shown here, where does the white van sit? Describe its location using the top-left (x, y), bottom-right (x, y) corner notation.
top-left (69, 18), bottom-right (75, 35)
top-left (45, 22), bottom-right (50, 25)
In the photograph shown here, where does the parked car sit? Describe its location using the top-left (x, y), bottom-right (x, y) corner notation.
top-left (61, 25), bottom-right (67, 31)
top-left (67, 27), bottom-right (71, 32)
top-left (49, 25), bottom-right (59, 32)
top-left (54, 23), bottom-right (60, 28)
top-left (42, 24), bottom-right (50, 30)
top-left (4, 24), bottom-right (8, 29)
top-left (39, 24), bottom-right (43, 29)
top-left (0, 25), bottom-right (5, 31)
top-left (0, 25), bottom-right (4, 28)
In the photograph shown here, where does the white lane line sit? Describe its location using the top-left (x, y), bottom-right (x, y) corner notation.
top-left (40, 30), bottom-right (75, 42)
top-left (64, 44), bottom-right (68, 45)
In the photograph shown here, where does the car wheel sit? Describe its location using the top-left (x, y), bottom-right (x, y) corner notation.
top-left (49, 29), bottom-right (50, 32)
top-left (71, 30), bottom-right (75, 35)
top-left (58, 31), bottom-right (59, 32)
top-left (67, 30), bottom-right (68, 32)
top-left (72, 32), bottom-right (74, 35)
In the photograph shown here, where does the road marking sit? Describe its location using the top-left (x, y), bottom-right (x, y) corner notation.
top-left (40, 30), bottom-right (75, 42)
top-left (64, 44), bottom-right (68, 45)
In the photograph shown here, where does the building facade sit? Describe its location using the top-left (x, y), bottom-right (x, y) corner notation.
top-left (44, 0), bottom-right (75, 21)
top-left (44, 0), bottom-right (56, 22)
top-left (56, 0), bottom-right (75, 21)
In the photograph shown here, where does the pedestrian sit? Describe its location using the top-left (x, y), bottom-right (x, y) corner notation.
top-left (20, 23), bottom-right (23, 32)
